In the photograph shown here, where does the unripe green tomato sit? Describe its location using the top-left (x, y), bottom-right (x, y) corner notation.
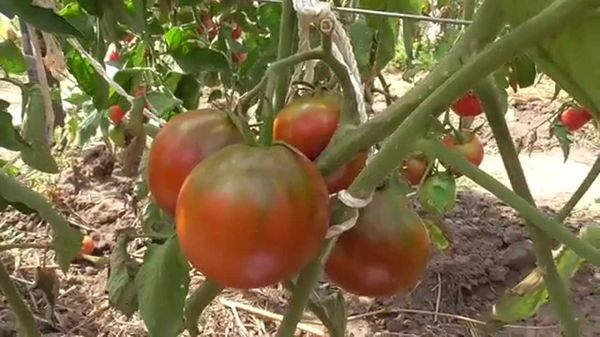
top-left (418, 172), bottom-right (457, 215)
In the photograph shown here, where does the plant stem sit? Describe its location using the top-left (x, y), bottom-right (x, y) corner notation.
top-left (476, 78), bottom-right (579, 337)
top-left (316, 0), bottom-right (504, 176)
top-left (184, 279), bottom-right (224, 337)
top-left (271, 0), bottom-right (296, 112)
top-left (0, 261), bottom-right (42, 337)
top-left (276, 239), bottom-right (337, 337)
top-left (463, 0), bottom-right (476, 21)
top-left (417, 139), bottom-right (600, 265)
top-left (557, 154), bottom-right (600, 221)
top-left (345, 0), bottom-right (600, 199)
top-left (283, 281), bottom-right (342, 337)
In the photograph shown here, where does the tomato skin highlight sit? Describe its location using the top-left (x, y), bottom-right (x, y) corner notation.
top-left (325, 151), bottom-right (367, 193)
top-left (560, 107), bottom-right (591, 132)
top-left (147, 109), bottom-right (243, 216)
top-left (274, 94), bottom-right (341, 161)
top-left (108, 105), bottom-right (126, 124)
top-left (176, 143), bottom-right (330, 289)
top-left (451, 93), bottom-right (483, 117)
top-left (441, 131), bottom-right (484, 167)
top-left (325, 186), bottom-right (431, 297)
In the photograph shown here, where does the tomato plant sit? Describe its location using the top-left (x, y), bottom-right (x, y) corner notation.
top-left (560, 106), bottom-right (591, 132)
top-left (176, 143), bottom-right (329, 289)
top-left (325, 182), bottom-right (431, 297)
top-left (148, 109), bottom-right (243, 216)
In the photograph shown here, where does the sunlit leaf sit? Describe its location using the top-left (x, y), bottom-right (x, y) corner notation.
top-left (0, 40), bottom-right (27, 75)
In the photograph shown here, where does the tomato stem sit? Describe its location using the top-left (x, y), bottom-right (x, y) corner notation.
top-left (184, 280), bottom-right (224, 337)
top-left (270, 0), bottom-right (297, 113)
top-left (476, 78), bottom-right (579, 336)
top-left (418, 138), bottom-right (600, 265)
top-left (0, 261), bottom-right (42, 337)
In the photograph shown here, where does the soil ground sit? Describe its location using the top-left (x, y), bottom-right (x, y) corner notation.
top-left (1, 72), bottom-right (599, 337)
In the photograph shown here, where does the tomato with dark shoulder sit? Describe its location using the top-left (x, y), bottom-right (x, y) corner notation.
top-left (402, 152), bottom-right (428, 185)
top-left (147, 109), bottom-right (243, 216)
top-left (325, 183), bottom-right (431, 297)
top-left (274, 93), bottom-right (341, 161)
top-left (560, 106), bottom-right (591, 132)
top-left (176, 143), bottom-right (330, 289)
top-left (441, 130), bottom-right (484, 167)
top-left (451, 93), bottom-right (483, 117)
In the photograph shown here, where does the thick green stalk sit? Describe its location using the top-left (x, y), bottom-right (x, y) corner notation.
top-left (184, 279), bottom-right (224, 337)
top-left (557, 154), bottom-right (600, 221)
top-left (418, 139), bottom-right (600, 265)
top-left (276, 240), bottom-right (337, 337)
top-left (0, 261), bottom-right (42, 337)
top-left (272, 0), bottom-right (296, 112)
top-left (475, 79), bottom-right (579, 337)
top-left (316, 0), bottom-right (504, 176)
top-left (346, 0), bottom-right (600, 198)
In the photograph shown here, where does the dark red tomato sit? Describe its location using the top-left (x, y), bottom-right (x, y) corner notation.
top-left (108, 51), bottom-right (121, 63)
top-left (561, 107), bottom-right (591, 132)
top-left (441, 131), bottom-right (484, 167)
top-left (176, 143), bottom-right (330, 289)
top-left (325, 184), bottom-right (431, 297)
top-left (273, 94), bottom-right (341, 161)
top-left (108, 105), bottom-right (126, 124)
top-left (231, 24), bottom-right (242, 40)
top-left (147, 109), bottom-right (243, 216)
top-left (325, 151), bottom-right (367, 194)
top-left (402, 152), bottom-right (428, 186)
top-left (451, 93), bottom-right (483, 117)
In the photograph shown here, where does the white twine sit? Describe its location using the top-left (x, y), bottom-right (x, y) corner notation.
top-left (325, 210), bottom-right (359, 239)
top-left (291, 0), bottom-right (368, 124)
top-left (337, 189), bottom-right (373, 209)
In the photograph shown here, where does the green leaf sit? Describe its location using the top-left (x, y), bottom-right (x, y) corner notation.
top-left (418, 172), bottom-right (457, 215)
top-left (321, 291), bottom-right (347, 337)
top-left (512, 55), bottom-right (537, 89)
top-left (20, 85), bottom-right (59, 173)
top-left (164, 27), bottom-right (198, 52)
top-left (135, 236), bottom-right (190, 337)
top-left (0, 171), bottom-right (82, 272)
top-left (77, 106), bottom-right (106, 146)
top-left (1, 0), bottom-right (83, 37)
top-left (373, 19), bottom-right (399, 73)
top-left (499, 0), bottom-right (600, 119)
top-left (64, 48), bottom-right (109, 110)
top-left (349, 18), bottom-right (374, 77)
top-left (146, 91), bottom-right (183, 116)
top-left (423, 219), bottom-right (451, 251)
top-left (59, 2), bottom-right (95, 40)
top-left (0, 40), bottom-right (27, 75)
top-left (174, 74), bottom-right (201, 110)
top-left (550, 123), bottom-right (572, 162)
top-left (0, 110), bottom-right (29, 152)
top-left (491, 225), bottom-right (600, 323)
top-left (107, 232), bottom-right (140, 318)
top-left (171, 47), bottom-right (231, 74)
top-left (142, 202), bottom-right (175, 239)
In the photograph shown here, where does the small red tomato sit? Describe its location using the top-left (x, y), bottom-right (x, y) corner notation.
top-left (108, 105), bottom-right (126, 124)
top-left (108, 51), bottom-right (121, 63)
top-left (124, 35), bottom-right (135, 43)
top-left (233, 52), bottom-right (247, 65)
top-left (402, 153), bottom-right (428, 185)
top-left (442, 131), bottom-right (484, 167)
top-left (231, 24), bottom-right (242, 40)
top-left (274, 93), bottom-right (341, 161)
top-left (324, 151), bottom-right (367, 194)
top-left (81, 235), bottom-right (95, 255)
top-left (451, 93), bottom-right (483, 117)
top-left (560, 107), bottom-right (592, 132)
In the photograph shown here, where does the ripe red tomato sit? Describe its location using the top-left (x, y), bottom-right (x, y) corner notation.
top-left (560, 107), bottom-right (591, 132)
top-left (402, 152), bottom-right (428, 185)
top-left (451, 93), bottom-right (483, 117)
top-left (274, 93), bottom-right (341, 161)
top-left (176, 143), bottom-right (330, 289)
top-left (147, 109), bottom-right (243, 216)
top-left (231, 24), bottom-right (242, 40)
top-left (441, 131), bottom-right (484, 167)
top-left (324, 151), bottom-right (367, 194)
top-left (325, 184), bottom-right (431, 297)
top-left (233, 52), bottom-right (247, 65)
top-left (108, 105), bottom-right (126, 124)
top-left (80, 235), bottom-right (95, 255)
top-left (108, 51), bottom-right (121, 63)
